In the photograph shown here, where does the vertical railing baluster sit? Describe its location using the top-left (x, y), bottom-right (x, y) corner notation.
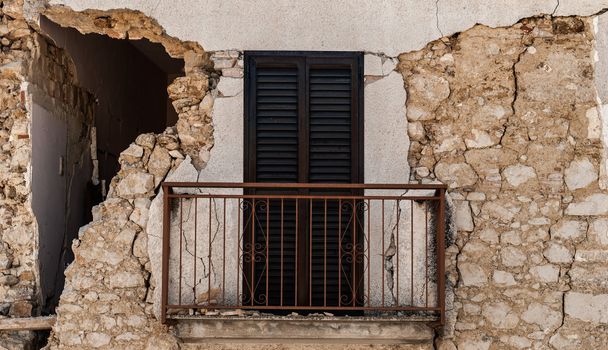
top-left (250, 199), bottom-right (255, 306)
top-left (338, 199), bottom-right (342, 307)
top-left (266, 198), bottom-right (270, 306)
top-left (295, 199), bottom-right (298, 306)
top-left (381, 199), bottom-right (385, 308)
top-left (280, 198), bottom-right (284, 307)
top-left (352, 198), bottom-right (356, 307)
top-left (208, 197), bottom-right (212, 305)
top-left (437, 189), bottom-right (446, 325)
top-left (367, 198), bottom-right (370, 307)
top-left (161, 185), bottom-right (170, 323)
top-left (425, 201), bottom-right (428, 308)
top-left (411, 200), bottom-right (414, 306)
top-left (396, 199), bottom-right (400, 306)
top-left (324, 199), bottom-right (327, 307)
top-left (309, 199), bottom-right (313, 307)
top-left (193, 198), bottom-right (197, 305)
top-left (179, 197), bottom-right (183, 307)
top-left (237, 198), bottom-right (241, 306)
top-left (222, 198), bottom-right (226, 305)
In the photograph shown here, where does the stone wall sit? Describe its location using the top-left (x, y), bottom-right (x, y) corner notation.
top-left (36, 7), bottom-right (218, 349)
top-left (399, 16), bottom-right (608, 349)
top-left (0, 0), bottom-right (95, 347)
top-left (0, 2), bottom-right (37, 347)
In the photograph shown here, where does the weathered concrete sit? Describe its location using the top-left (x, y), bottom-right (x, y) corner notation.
top-left (176, 317), bottom-right (434, 346)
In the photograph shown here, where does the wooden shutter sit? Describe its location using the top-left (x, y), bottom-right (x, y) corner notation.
top-left (245, 57), bottom-right (305, 307)
top-left (307, 61), bottom-right (360, 306)
top-left (253, 66), bottom-right (300, 183)
top-left (244, 52), bottom-right (363, 308)
top-left (308, 66), bottom-right (355, 184)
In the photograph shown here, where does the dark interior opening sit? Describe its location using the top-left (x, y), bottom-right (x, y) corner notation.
top-left (32, 17), bottom-right (184, 316)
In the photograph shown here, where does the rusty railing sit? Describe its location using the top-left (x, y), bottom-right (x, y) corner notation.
top-left (161, 183), bottom-right (446, 324)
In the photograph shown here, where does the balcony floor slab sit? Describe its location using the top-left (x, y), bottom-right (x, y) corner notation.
top-left (174, 316), bottom-right (436, 347)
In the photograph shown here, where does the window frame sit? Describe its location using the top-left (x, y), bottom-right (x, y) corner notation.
top-left (243, 51), bottom-right (364, 185)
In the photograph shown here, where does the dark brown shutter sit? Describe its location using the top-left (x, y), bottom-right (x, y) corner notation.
top-left (308, 65), bottom-right (357, 306)
top-left (308, 67), bottom-right (354, 184)
top-left (245, 58), bottom-right (304, 307)
top-left (254, 66), bottom-right (300, 183)
top-left (244, 52), bottom-right (363, 309)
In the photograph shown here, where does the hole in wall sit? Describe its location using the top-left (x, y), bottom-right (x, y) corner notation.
top-left (30, 16), bottom-right (184, 316)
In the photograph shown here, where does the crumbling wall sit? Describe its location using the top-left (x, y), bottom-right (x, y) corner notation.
top-left (34, 6), bottom-right (217, 350)
top-left (0, 1), bottom-right (37, 347)
top-left (0, 0), bottom-right (94, 347)
top-left (399, 16), bottom-right (608, 349)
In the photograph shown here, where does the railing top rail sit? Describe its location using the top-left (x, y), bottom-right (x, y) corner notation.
top-left (161, 182), bottom-right (448, 190)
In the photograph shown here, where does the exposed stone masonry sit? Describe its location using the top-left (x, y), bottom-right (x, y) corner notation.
top-left (399, 16), bottom-right (608, 349)
top-left (0, 0), bottom-right (95, 347)
top-left (0, 1), bottom-right (37, 346)
top-left (39, 7), bottom-right (219, 348)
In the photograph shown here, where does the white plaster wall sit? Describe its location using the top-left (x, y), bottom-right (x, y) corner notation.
top-left (48, 0), bottom-right (608, 56)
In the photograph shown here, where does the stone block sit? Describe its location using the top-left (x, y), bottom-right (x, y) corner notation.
top-left (434, 162), bottom-right (477, 188)
top-left (501, 246), bottom-right (526, 267)
top-left (492, 270), bottom-right (516, 286)
top-left (564, 158), bottom-right (598, 190)
top-left (454, 200), bottom-right (474, 232)
top-left (116, 171), bottom-right (154, 199)
top-left (565, 194), bottom-right (608, 215)
top-left (522, 303), bottom-right (562, 331)
top-left (550, 219), bottom-right (587, 241)
top-left (459, 262), bottom-right (487, 286)
top-left (502, 164), bottom-right (536, 187)
top-left (564, 292), bottom-right (608, 324)
top-left (589, 218), bottom-right (608, 245)
top-left (530, 264), bottom-right (559, 283)
top-left (543, 242), bottom-right (573, 264)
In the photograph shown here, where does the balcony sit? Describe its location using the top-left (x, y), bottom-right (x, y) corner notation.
top-left (160, 182), bottom-right (447, 325)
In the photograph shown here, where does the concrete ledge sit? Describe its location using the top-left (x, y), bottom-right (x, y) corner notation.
top-left (181, 343), bottom-right (433, 350)
top-left (0, 316), bottom-right (56, 331)
top-left (175, 317), bottom-right (435, 345)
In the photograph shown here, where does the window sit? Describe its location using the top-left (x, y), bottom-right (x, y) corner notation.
top-left (243, 52), bottom-right (364, 308)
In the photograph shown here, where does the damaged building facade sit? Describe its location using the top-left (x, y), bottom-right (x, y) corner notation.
top-left (1, 0), bottom-right (608, 349)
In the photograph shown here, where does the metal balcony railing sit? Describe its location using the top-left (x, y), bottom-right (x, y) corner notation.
top-left (161, 182), bottom-right (446, 324)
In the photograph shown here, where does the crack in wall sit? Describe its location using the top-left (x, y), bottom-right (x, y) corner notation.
top-left (552, 0), bottom-right (561, 17)
top-left (435, 0), bottom-right (444, 37)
